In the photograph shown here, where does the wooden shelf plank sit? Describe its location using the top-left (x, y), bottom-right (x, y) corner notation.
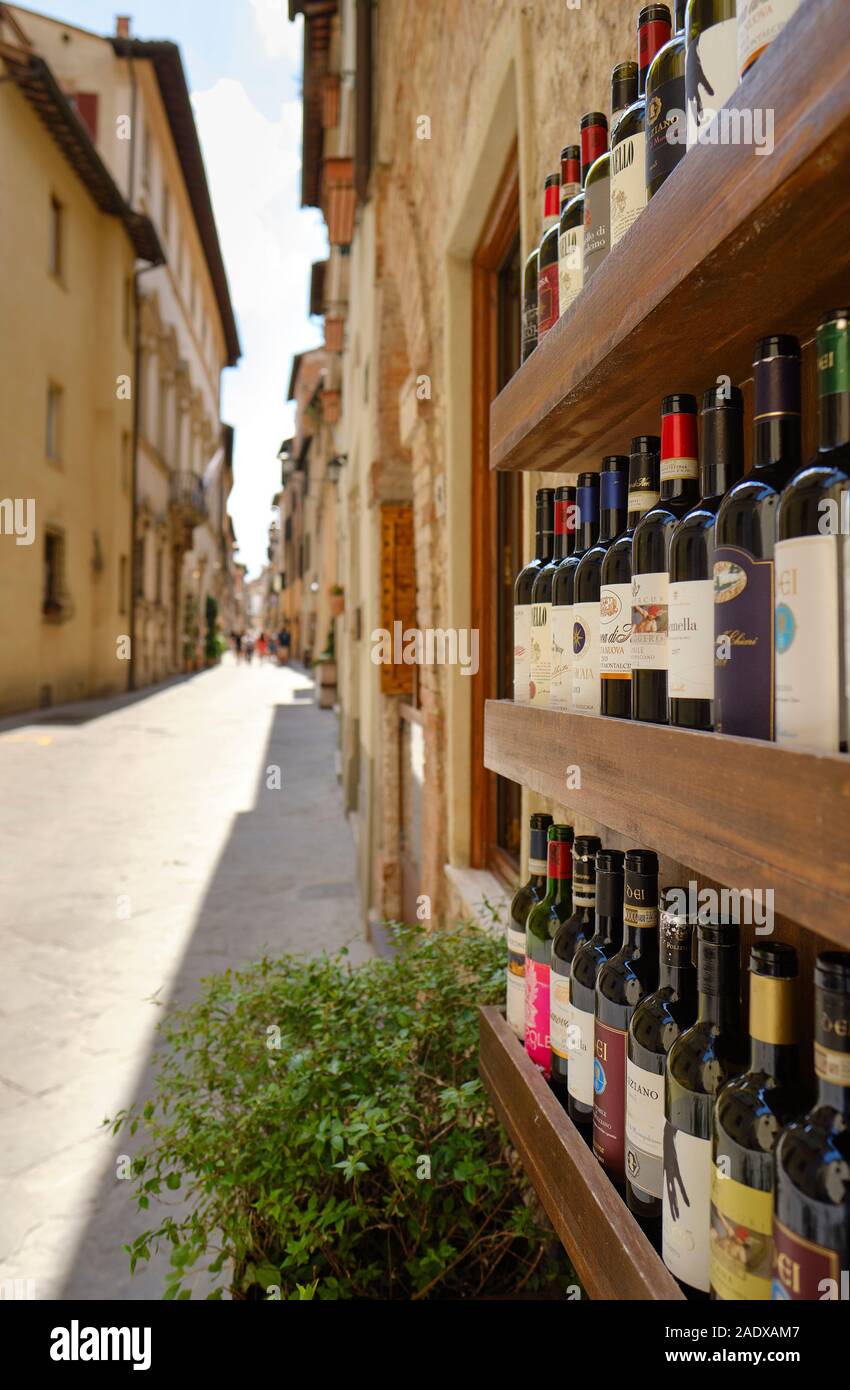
top-left (484, 700), bottom-right (850, 945)
top-left (478, 1004), bottom-right (684, 1300)
top-left (490, 0), bottom-right (850, 474)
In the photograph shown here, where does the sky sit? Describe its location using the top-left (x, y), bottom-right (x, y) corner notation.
top-left (32, 0), bottom-right (328, 577)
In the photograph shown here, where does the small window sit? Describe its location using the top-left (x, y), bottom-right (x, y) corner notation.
top-left (43, 529), bottom-right (64, 618)
top-left (46, 382), bottom-right (63, 462)
top-left (155, 548), bottom-right (163, 605)
top-left (49, 196), bottom-right (63, 277)
top-left (133, 536), bottom-right (145, 600)
top-left (119, 555), bottom-right (128, 615)
top-left (142, 123), bottom-right (152, 190)
top-left (162, 181), bottom-right (170, 241)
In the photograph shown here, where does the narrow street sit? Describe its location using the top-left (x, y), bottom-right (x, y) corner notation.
top-left (0, 659), bottom-right (369, 1300)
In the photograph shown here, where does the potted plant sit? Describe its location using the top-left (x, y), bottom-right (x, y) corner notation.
top-left (329, 584), bottom-right (345, 617)
top-left (204, 595), bottom-right (220, 668)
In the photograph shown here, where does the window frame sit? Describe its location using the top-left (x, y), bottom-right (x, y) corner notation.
top-left (48, 195), bottom-right (64, 280)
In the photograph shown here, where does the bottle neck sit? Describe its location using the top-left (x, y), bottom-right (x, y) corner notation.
top-left (750, 1038), bottom-right (799, 1082)
top-left (817, 1077), bottom-right (850, 1116)
top-left (752, 415), bottom-right (801, 476)
top-left (599, 503), bottom-right (626, 544)
top-left (698, 988), bottom-right (740, 1030)
top-left (621, 924), bottom-right (659, 959)
top-left (545, 839), bottom-right (573, 903)
top-left (698, 944), bottom-right (740, 1029)
top-left (528, 871), bottom-right (547, 894)
top-left (638, 16), bottom-right (672, 96)
top-left (659, 957), bottom-right (697, 998)
top-left (814, 982), bottom-right (850, 1116)
top-left (553, 496), bottom-right (575, 561)
top-left (660, 476), bottom-right (700, 503)
top-left (547, 873), bottom-right (573, 904)
top-left (595, 911), bottom-right (621, 948)
top-left (660, 411), bottom-right (699, 502)
top-left (701, 455), bottom-right (740, 502)
top-left (535, 523), bottom-right (554, 563)
top-left (820, 391), bottom-right (850, 453)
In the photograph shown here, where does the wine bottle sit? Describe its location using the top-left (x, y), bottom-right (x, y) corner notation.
top-left (663, 921), bottom-right (746, 1298)
top-left (610, 5), bottom-right (672, 250)
top-left (738, 0), bottom-right (801, 80)
top-left (713, 335), bottom-right (801, 740)
top-left (572, 456), bottom-right (629, 716)
top-left (550, 835), bottom-right (602, 1106)
top-left (549, 486), bottom-right (577, 699)
top-left (530, 487), bottom-right (574, 707)
top-left (558, 118), bottom-right (607, 318)
top-left (513, 488), bottom-right (555, 704)
top-left (594, 850), bottom-right (661, 1186)
top-left (626, 894), bottom-right (697, 1235)
top-left (685, 0), bottom-right (739, 150)
top-left (550, 473), bottom-right (599, 711)
top-left (584, 62), bottom-right (639, 283)
top-left (568, 850), bottom-right (625, 1135)
top-left (775, 310), bottom-right (850, 753)
top-left (534, 172), bottom-right (564, 344)
top-left (601, 436), bottom-right (661, 720)
top-left (668, 384), bottom-right (744, 731)
top-left (525, 824), bottom-right (574, 1079)
top-left (632, 394), bottom-right (700, 724)
top-left (772, 951), bottom-right (850, 1300)
top-left (646, 0), bottom-right (688, 200)
top-left (521, 174), bottom-right (560, 362)
top-left (711, 941), bottom-right (805, 1302)
top-left (506, 812), bottom-right (553, 1039)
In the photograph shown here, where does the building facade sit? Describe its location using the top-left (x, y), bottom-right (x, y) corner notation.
top-left (289, 0), bottom-right (642, 932)
top-left (2, 5), bottom-right (240, 710)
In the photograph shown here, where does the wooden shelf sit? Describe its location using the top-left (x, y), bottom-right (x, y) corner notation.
top-left (484, 700), bottom-right (850, 946)
top-left (490, 0), bottom-right (850, 474)
top-left (478, 1004), bottom-right (683, 1300)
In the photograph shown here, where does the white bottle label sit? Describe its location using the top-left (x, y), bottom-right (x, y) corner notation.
top-left (668, 577), bottom-right (715, 702)
top-left (514, 603), bottom-right (532, 703)
top-left (626, 1059), bottom-right (665, 1200)
top-left (571, 600), bottom-right (600, 714)
top-left (506, 926), bottom-right (526, 1038)
top-left (558, 225), bottom-right (584, 316)
top-left (567, 1002), bottom-right (594, 1105)
top-left (530, 601), bottom-right (551, 705)
top-left (687, 17), bottom-right (739, 148)
top-left (631, 571), bottom-right (669, 671)
top-left (662, 1125), bottom-right (712, 1293)
top-left (737, 0), bottom-right (801, 79)
top-left (550, 605), bottom-right (573, 710)
top-left (610, 132), bottom-right (646, 249)
top-left (775, 534), bottom-right (842, 752)
top-left (600, 582), bottom-right (633, 677)
top-left (550, 973), bottom-right (571, 1060)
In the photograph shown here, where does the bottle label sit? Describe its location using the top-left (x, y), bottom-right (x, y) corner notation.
top-left (537, 260), bottom-right (559, 338)
top-left (686, 17), bottom-right (739, 149)
top-left (628, 486), bottom-right (660, 516)
top-left (514, 602), bottom-right (532, 703)
top-left (571, 601), bottom-right (600, 714)
top-left (567, 1001), bottom-right (594, 1105)
top-left (626, 1059), bottom-right (664, 1198)
top-left (647, 72), bottom-right (686, 189)
top-left (550, 972), bottom-right (571, 1060)
top-left (550, 605), bottom-right (573, 710)
top-left (814, 1041), bottom-right (850, 1087)
top-left (583, 171), bottom-right (610, 280)
top-left (713, 546), bottom-right (774, 739)
top-left (525, 958), bottom-right (551, 1077)
top-left (530, 600), bottom-right (551, 705)
top-left (600, 582), bottom-right (633, 678)
top-left (573, 884), bottom-right (596, 909)
top-left (593, 1019), bottom-right (628, 1181)
top-left (610, 132), bottom-right (646, 249)
top-left (710, 1169), bottom-right (773, 1301)
top-left (558, 225), bottom-right (584, 316)
top-left (775, 535), bottom-right (842, 752)
top-left (738, 0), bottom-right (801, 79)
top-left (528, 856), bottom-right (547, 876)
top-left (631, 571), bottom-right (669, 670)
top-left (662, 1125), bottom-right (712, 1292)
top-left (772, 1217), bottom-right (842, 1300)
top-left (668, 577), bottom-right (715, 702)
top-left (521, 301), bottom-right (537, 360)
top-left (506, 925), bottom-right (526, 1038)
top-left (660, 457), bottom-right (699, 483)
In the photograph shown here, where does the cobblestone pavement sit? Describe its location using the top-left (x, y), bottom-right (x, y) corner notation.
top-left (0, 658), bottom-right (369, 1299)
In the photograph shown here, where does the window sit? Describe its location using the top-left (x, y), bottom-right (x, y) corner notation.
top-left (43, 529), bottom-right (65, 618)
top-left (119, 555), bottom-right (128, 615)
top-left (471, 146), bottom-right (522, 879)
top-left (157, 377), bottom-right (168, 456)
top-left (69, 92), bottom-right (98, 142)
top-left (46, 382), bottom-right (63, 463)
top-left (155, 547), bottom-right (163, 605)
top-left (49, 196), bottom-right (63, 277)
top-left (133, 536), bottom-right (145, 600)
top-left (162, 180), bottom-right (170, 242)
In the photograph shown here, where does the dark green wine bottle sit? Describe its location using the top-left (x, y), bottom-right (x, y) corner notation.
top-left (506, 813), bottom-right (553, 1039)
top-left (646, 0), bottom-right (687, 199)
top-left (525, 824), bottom-right (573, 1079)
top-left (584, 62), bottom-right (639, 282)
top-left (550, 835), bottom-right (602, 1107)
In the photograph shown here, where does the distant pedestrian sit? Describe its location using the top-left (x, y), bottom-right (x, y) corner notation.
top-left (244, 634), bottom-right (254, 663)
top-left (278, 628), bottom-right (291, 665)
top-left (256, 632), bottom-right (268, 660)
top-left (234, 631), bottom-right (243, 662)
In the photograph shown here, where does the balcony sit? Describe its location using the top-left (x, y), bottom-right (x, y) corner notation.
top-left (169, 471), bottom-right (207, 527)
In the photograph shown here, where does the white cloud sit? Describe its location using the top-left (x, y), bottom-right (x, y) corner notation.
top-left (249, 0), bottom-right (304, 65)
top-left (191, 76), bottom-right (326, 577)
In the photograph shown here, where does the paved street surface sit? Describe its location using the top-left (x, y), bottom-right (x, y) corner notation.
top-left (0, 658), bottom-right (369, 1299)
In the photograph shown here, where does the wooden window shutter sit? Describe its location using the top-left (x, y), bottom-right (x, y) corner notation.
top-left (379, 503), bottom-right (416, 696)
top-left (73, 93), bottom-right (99, 142)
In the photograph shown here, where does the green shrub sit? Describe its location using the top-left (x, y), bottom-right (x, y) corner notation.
top-left (111, 922), bottom-right (572, 1300)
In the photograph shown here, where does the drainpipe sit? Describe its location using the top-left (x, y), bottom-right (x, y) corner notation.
top-left (127, 56), bottom-right (139, 691)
